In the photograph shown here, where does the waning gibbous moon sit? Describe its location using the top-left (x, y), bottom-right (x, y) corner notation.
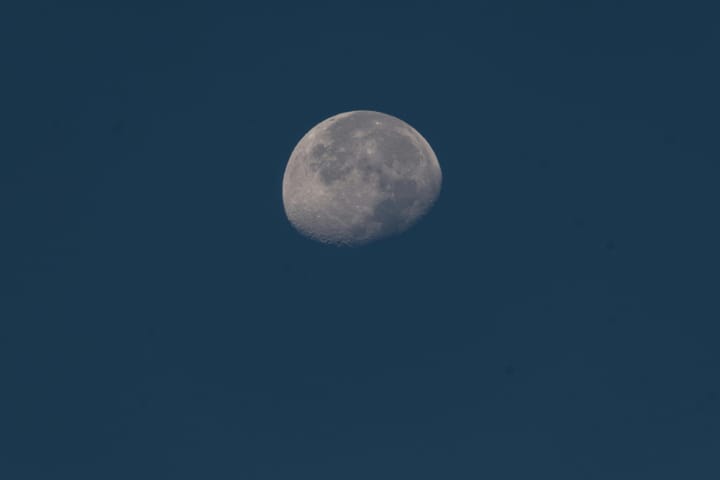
top-left (282, 110), bottom-right (442, 247)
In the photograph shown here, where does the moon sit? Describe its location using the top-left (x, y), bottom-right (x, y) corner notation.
top-left (282, 110), bottom-right (442, 246)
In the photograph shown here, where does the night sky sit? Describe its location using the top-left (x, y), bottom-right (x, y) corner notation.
top-left (2, 2), bottom-right (719, 478)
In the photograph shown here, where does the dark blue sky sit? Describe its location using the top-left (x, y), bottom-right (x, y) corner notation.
top-left (2, 1), bottom-right (719, 478)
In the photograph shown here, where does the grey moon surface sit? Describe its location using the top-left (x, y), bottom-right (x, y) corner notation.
top-left (282, 110), bottom-right (442, 246)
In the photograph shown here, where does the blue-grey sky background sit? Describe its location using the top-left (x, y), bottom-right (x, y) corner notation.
top-left (2, 1), bottom-right (719, 478)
